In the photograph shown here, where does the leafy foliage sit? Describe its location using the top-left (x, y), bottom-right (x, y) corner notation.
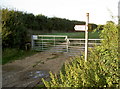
top-left (2, 8), bottom-right (97, 49)
top-left (42, 22), bottom-right (119, 87)
top-left (2, 9), bottom-right (27, 49)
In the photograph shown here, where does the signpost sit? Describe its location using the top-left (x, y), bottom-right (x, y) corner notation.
top-left (74, 13), bottom-right (89, 62)
top-left (118, 0), bottom-right (120, 25)
top-left (74, 25), bottom-right (86, 31)
top-left (85, 13), bottom-right (89, 62)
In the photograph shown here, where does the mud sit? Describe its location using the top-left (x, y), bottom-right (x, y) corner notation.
top-left (2, 51), bottom-right (71, 88)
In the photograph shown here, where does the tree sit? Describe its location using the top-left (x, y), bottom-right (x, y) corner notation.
top-left (2, 9), bottom-right (27, 49)
top-left (2, 8), bottom-right (98, 50)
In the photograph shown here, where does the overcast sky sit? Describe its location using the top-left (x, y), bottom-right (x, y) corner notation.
top-left (1, 0), bottom-right (119, 24)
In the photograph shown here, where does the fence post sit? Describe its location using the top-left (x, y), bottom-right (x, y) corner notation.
top-left (54, 36), bottom-right (55, 46)
top-left (42, 36), bottom-right (43, 51)
top-left (66, 39), bottom-right (69, 52)
top-left (31, 35), bottom-right (34, 50)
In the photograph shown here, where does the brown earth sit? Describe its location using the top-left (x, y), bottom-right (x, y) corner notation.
top-left (2, 51), bottom-right (73, 88)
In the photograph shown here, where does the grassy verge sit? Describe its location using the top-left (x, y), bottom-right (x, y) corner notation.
top-left (2, 48), bottom-right (38, 65)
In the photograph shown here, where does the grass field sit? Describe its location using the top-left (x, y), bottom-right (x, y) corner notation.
top-left (42, 31), bottom-right (100, 39)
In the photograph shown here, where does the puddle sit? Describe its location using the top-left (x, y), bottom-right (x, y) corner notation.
top-left (29, 70), bottom-right (49, 79)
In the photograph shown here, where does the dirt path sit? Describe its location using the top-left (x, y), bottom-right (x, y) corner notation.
top-left (2, 51), bottom-right (72, 87)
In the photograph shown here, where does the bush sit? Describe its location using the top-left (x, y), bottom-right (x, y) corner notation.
top-left (42, 21), bottom-right (119, 87)
top-left (2, 9), bottom-right (27, 49)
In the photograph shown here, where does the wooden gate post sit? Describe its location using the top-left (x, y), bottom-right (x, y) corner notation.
top-left (66, 39), bottom-right (69, 52)
top-left (31, 35), bottom-right (34, 50)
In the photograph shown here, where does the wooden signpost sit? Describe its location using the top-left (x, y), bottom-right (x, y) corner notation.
top-left (74, 13), bottom-right (89, 61)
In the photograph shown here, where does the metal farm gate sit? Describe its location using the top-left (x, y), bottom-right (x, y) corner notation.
top-left (67, 38), bottom-right (101, 56)
top-left (31, 35), bottom-right (68, 52)
top-left (31, 35), bottom-right (102, 56)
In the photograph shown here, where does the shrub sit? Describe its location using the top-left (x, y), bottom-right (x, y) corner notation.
top-left (2, 9), bottom-right (27, 49)
top-left (42, 21), bottom-right (119, 87)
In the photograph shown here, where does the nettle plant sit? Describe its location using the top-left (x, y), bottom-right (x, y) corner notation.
top-left (42, 21), bottom-right (119, 87)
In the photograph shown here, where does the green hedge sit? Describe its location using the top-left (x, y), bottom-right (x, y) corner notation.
top-left (42, 21), bottom-right (119, 87)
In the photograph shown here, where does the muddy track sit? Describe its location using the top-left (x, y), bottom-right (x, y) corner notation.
top-left (2, 51), bottom-right (72, 88)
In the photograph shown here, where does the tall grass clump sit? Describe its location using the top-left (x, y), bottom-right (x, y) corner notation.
top-left (42, 21), bottom-right (119, 88)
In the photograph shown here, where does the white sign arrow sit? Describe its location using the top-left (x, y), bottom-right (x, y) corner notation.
top-left (74, 25), bottom-right (86, 31)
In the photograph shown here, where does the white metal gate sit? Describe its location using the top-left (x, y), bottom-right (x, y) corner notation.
top-left (67, 38), bottom-right (102, 56)
top-left (31, 35), bottom-right (102, 56)
top-left (31, 35), bottom-right (68, 52)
